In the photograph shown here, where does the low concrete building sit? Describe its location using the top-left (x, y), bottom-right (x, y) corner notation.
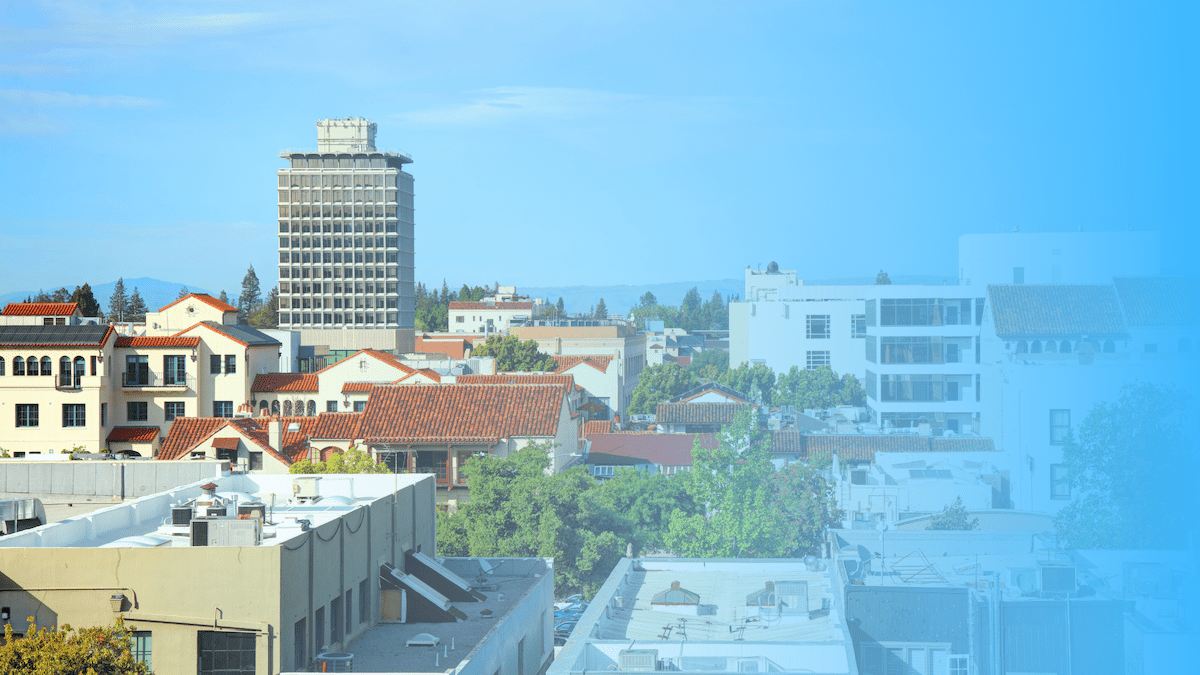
top-left (550, 558), bottom-right (857, 675)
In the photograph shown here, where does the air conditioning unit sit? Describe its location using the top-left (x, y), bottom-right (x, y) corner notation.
top-left (294, 476), bottom-right (320, 499)
top-left (190, 518), bottom-right (261, 547)
top-left (1039, 564), bottom-right (1076, 594)
top-left (618, 649), bottom-right (659, 672)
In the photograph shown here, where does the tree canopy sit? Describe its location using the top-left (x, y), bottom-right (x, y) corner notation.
top-left (875, 270), bottom-right (891, 285)
top-left (290, 446), bottom-right (387, 474)
top-left (107, 278), bottom-right (127, 322)
top-left (926, 497), bottom-right (979, 530)
top-left (238, 265), bottom-right (261, 322)
top-left (627, 363), bottom-right (698, 414)
top-left (1055, 382), bottom-right (1197, 549)
top-left (594, 298), bottom-right (608, 319)
top-left (70, 284), bottom-right (102, 318)
top-left (773, 366), bottom-right (865, 409)
top-left (472, 334), bottom-right (557, 372)
top-left (1, 618), bottom-right (150, 675)
top-left (629, 286), bottom-right (732, 332)
top-left (125, 288), bottom-right (148, 323)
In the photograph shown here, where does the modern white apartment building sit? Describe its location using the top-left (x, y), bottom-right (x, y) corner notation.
top-left (276, 117), bottom-right (416, 345)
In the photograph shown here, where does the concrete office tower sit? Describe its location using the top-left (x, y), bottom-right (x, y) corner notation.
top-left (277, 118), bottom-right (416, 352)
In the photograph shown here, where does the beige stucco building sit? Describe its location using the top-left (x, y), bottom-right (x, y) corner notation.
top-left (510, 323), bottom-right (646, 419)
top-left (0, 473), bottom-right (555, 675)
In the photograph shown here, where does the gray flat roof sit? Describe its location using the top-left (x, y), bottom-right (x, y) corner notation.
top-left (0, 324), bottom-right (111, 346)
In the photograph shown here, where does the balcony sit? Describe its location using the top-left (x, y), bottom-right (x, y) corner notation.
top-left (55, 375), bottom-right (82, 391)
top-left (122, 372), bottom-right (194, 390)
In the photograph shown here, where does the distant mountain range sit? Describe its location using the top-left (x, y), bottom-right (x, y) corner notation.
top-left (0, 278), bottom-right (211, 314)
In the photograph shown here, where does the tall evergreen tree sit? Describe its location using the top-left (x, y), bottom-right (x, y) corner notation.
top-left (248, 286), bottom-right (279, 329)
top-left (594, 298), bottom-right (608, 319)
top-left (439, 280), bottom-right (450, 305)
top-left (125, 288), bottom-right (148, 323)
top-left (875, 270), bottom-right (892, 285)
top-left (218, 290), bottom-right (229, 305)
top-left (177, 285), bottom-right (190, 300)
top-left (238, 265), bottom-right (262, 322)
top-left (70, 284), bottom-right (102, 318)
top-left (50, 287), bottom-right (71, 303)
top-left (108, 278), bottom-right (128, 322)
top-left (556, 297), bottom-right (565, 319)
top-left (32, 289), bottom-right (50, 302)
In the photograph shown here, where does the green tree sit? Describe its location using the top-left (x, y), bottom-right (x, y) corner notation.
top-left (687, 349), bottom-right (730, 381)
top-left (289, 446), bottom-right (386, 474)
top-left (1055, 383), bottom-right (1197, 549)
top-left (218, 290), bottom-right (229, 305)
top-left (555, 297), bottom-right (565, 319)
top-left (679, 286), bottom-right (703, 331)
top-left (0, 617), bottom-right (150, 675)
top-left (472, 335), bottom-right (557, 372)
top-left (875, 270), bottom-right (892, 285)
top-left (926, 497), bottom-right (979, 530)
top-left (589, 468), bottom-right (700, 554)
top-left (107, 278), bottom-right (127, 322)
top-left (773, 366), bottom-right (863, 410)
top-left (32, 289), bottom-right (51, 302)
top-left (638, 291), bottom-right (657, 307)
top-left (627, 363), bottom-right (698, 414)
top-left (248, 287), bottom-right (279, 329)
top-left (594, 298), bottom-right (608, 319)
top-left (125, 288), bottom-right (148, 323)
top-left (177, 285), bottom-right (190, 300)
top-left (50, 287), bottom-right (71, 303)
top-left (70, 283), bottom-right (102, 318)
top-left (238, 265), bottom-right (262, 322)
top-left (717, 362), bottom-right (776, 405)
top-left (701, 290), bottom-right (728, 331)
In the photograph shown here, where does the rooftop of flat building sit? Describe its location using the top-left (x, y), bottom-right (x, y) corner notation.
top-left (0, 474), bottom-right (428, 550)
top-left (349, 557), bottom-right (551, 673)
top-left (553, 558), bottom-right (855, 675)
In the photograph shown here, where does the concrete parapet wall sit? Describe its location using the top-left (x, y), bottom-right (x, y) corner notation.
top-left (0, 460), bottom-right (227, 500)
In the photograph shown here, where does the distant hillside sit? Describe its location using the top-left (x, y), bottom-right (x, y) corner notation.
top-left (0, 278), bottom-right (211, 314)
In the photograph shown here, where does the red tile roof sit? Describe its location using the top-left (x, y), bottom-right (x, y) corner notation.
top-left (157, 293), bottom-right (238, 314)
top-left (2, 302), bottom-right (79, 316)
top-left (458, 374), bottom-right (576, 394)
top-left (158, 416), bottom-right (321, 465)
top-left (551, 355), bottom-right (613, 373)
top-left (588, 433), bottom-right (718, 466)
top-left (114, 336), bottom-right (201, 348)
top-left (396, 369), bottom-right (442, 383)
top-left (211, 437), bottom-right (240, 450)
top-left (415, 335), bottom-right (472, 359)
top-left (106, 426), bottom-right (161, 443)
top-left (312, 412), bottom-right (363, 440)
top-left (581, 420), bottom-right (612, 438)
top-left (656, 402), bottom-right (751, 425)
top-left (360, 384), bottom-right (566, 444)
top-left (448, 301), bottom-right (533, 310)
top-left (342, 382), bottom-right (379, 393)
top-left (252, 373), bottom-right (320, 393)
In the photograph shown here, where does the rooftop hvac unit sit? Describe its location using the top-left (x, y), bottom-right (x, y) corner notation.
top-left (294, 476), bottom-right (320, 499)
top-left (171, 504), bottom-right (193, 526)
top-left (190, 518), bottom-right (261, 547)
top-left (315, 652), bottom-right (354, 672)
top-left (618, 649), bottom-right (659, 672)
top-left (237, 502), bottom-right (266, 521)
top-left (1039, 564), bottom-right (1076, 594)
top-left (775, 581), bottom-right (808, 615)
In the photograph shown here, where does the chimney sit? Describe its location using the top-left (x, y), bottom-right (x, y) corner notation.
top-left (268, 417), bottom-right (283, 452)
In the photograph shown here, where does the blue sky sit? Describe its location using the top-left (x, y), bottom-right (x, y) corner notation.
top-left (1, 1), bottom-right (1195, 296)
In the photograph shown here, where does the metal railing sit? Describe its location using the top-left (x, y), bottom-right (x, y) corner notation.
top-left (122, 372), bottom-right (194, 388)
top-left (54, 375), bottom-right (81, 391)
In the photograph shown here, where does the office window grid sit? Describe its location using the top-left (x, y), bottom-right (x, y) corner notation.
top-left (806, 351), bottom-right (831, 370)
top-left (806, 314), bottom-right (830, 339)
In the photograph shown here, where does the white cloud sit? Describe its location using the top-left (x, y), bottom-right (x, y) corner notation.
top-left (396, 86), bottom-right (731, 127)
top-left (2, 3), bottom-right (290, 49)
top-left (0, 88), bottom-right (162, 108)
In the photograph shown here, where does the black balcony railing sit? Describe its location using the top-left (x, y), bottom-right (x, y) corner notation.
top-left (55, 375), bottom-right (81, 391)
top-left (122, 372), bottom-right (194, 388)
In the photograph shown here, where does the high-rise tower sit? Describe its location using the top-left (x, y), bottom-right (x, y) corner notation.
top-left (277, 118), bottom-right (414, 336)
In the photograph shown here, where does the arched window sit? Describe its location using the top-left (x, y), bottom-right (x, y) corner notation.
top-left (1016, 340), bottom-right (1028, 353)
top-left (1180, 337), bottom-right (1192, 353)
top-left (306, 400), bottom-right (316, 417)
top-left (283, 400), bottom-right (293, 416)
top-left (1044, 340), bottom-right (1057, 354)
top-left (1030, 341), bottom-right (1042, 354)
top-left (40, 356), bottom-right (52, 376)
top-left (259, 400), bottom-right (269, 413)
top-left (26, 356), bottom-right (38, 376)
top-left (73, 357), bottom-right (85, 386)
top-left (1103, 340), bottom-right (1115, 353)
top-left (1061, 340), bottom-right (1072, 353)
top-left (60, 357), bottom-right (71, 385)
top-left (271, 400), bottom-right (280, 415)
top-left (0, 356), bottom-right (5, 376)
top-left (12, 357), bottom-right (24, 376)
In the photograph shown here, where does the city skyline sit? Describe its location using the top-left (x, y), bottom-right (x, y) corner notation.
top-left (1, 2), bottom-right (1196, 295)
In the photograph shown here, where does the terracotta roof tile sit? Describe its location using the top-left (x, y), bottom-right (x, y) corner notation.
top-left (415, 335), bottom-right (472, 359)
top-left (157, 293), bottom-right (238, 314)
top-left (448, 301), bottom-right (533, 310)
top-left (1112, 276), bottom-right (1198, 326)
top-left (551, 355), bottom-right (613, 373)
top-left (158, 418), bottom-right (230, 460)
top-left (669, 383), bottom-right (751, 404)
top-left (360, 384), bottom-right (565, 444)
top-left (312, 412), bottom-right (363, 440)
top-left (342, 382), bottom-right (379, 393)
top-left (581, 420), bottom-right (612, 438)
top-left (2, 302), bottom-right (79, 316)
top-left (115, 336), bottom-right (201, 348)
top-left (252, 373), bottom-right (320, 393)
top-left (656, 402), bottom-right (752, 425)
top-left (316, 349), bottom-right (417, 377)
top-left (988, 285), bottom-right (1127, 336)
top-left (106, 426), bottom-right (160, 442)
top-left (588, 433), bottom-right (718, 466)
top-left (458, 374), bottom-right (576, 394)
top-left (158, 416), bottom-right (322, 465)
